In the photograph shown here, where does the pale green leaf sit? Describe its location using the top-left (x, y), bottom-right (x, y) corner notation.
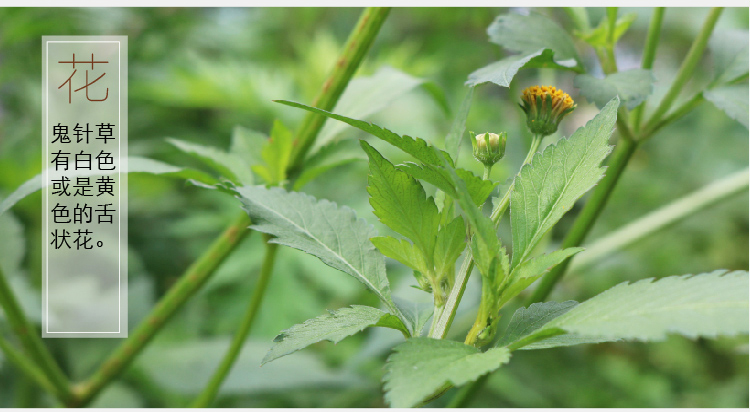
top-left (230, 185), bottom-right (397, 313)
top-left (497, 300), bottom-right (579, 348)
top-left (361, 141), bottom-right (440, 262)
top-left (262, 305), bottom-right (406, 365)
top-left (433, 216), bottom-right (467, 279)
top-left (251, 120), bottom-right (293, 185)
top-left (444, 86), bottom-right (474, 157)
top-left (397, 162), bottom-right (495, 207)
top-left (705, 85), bottom-right (749, 129)
top-left (0, 157), bottom-right (217, 216)
top-left (577, 13), bottom-right (637, 48)
top-left (371, 236), bottom-right (429, 275)
top-left (467, 49), bottom-right (578, 88)
top-left (393, 297), bottom-right (434, 337)
top-left (520, 333), bottom-right (616, 350)
top-left (498, 248), bottom-right (584, 307)
top-left (229, 125), bottom-right (267, 167)
top-left (510, 98), bottom-right (617, 268)
top-left (709, 29), bottom-right (749, 84)
top-left (488, 13), bottom-right (581, 67)
top-left (167, 138), bottom-right (254, 185)
top-left (275, 100), bottom-right (451, 167)
top-left (384, 338), bottom-right (511, 407)
top-left (574, 69), bottom-right (655, 110)
top-left (542, 270), bottom-right (749, 341)
top-left (314, 67), bottom-right (426, 152)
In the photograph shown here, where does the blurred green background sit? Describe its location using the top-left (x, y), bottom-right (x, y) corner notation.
top-left (0, 7), bottom-right (747, 408)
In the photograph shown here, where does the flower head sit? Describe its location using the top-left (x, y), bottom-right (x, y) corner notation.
top-left (471, 132), bottom-right (506, 167)
top-left (519, 86), bottom-right (576, 136)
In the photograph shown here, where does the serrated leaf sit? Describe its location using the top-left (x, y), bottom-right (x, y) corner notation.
top-left (488, 13), bottom-right (581, 68)
top-left (497, 300), bottom-right (579, 348)
top-left (444, 86), bottom-right (474, 157)
top-left (393, 297), bottom-right (434, 337)
top-left (251, 120), bottom-right (293, 185)
top-left (397, 163), bottom-right (495, 207)
top-left (168, 138), bottom-right (254, 185)
top-left (705, 85), bottom-right (749, 129)
top-left (498, 248), bottom-right (584, 307)
top-left (540, 270), bottom-right (749, 342)
top-left (709, 29), bottom-right (749, 85)
top-left (314, 67), bottom-right (426, 152)
top-left (574, 69), bottom-right (654, 110)
top-left (510, 98), bottom-right (617, 269)
top-left (262, 305), bottom-right (406, 365)
top-left (275, 100), bottom-right (451, 167)
top-left (434, 216), bottom-right (467, 279)
top-left (371, 236), bottom-right (429, 274)
top-left (384, 338), bottom-right (511, 407)
top-left (467, 48), bottom-right (578, 88)
top-left (0, 157), bottom-right (217, 216)
top-left (231, 185), bottom-right (398, 314)
top-left (361, 141), bottom-right (440, 263)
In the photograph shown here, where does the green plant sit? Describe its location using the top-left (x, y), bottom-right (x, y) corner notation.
top-left (0, 7), bottom-right (747, 408)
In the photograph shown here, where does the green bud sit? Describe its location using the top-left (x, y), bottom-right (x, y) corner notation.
top-left (471, 132), bottom-right (506, 168)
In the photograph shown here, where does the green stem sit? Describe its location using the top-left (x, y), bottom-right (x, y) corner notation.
top-left (643, 7), bottom-right (724, 132)
top-left (191, 237), bottom-right (279, 407)
top-left (289, 7), bottom-right (391, 175)
top-left (0, 334), bottom-right (59, 400)
top-left (428, 134), bottom-right (543, 340)
top-left (631, 7), bottom-right (665, 133)
top-left (527, 136), bottom-right (640, 304)
top-left (70, 8), bottom-right (391, 407)
top-left (68, 214), bottom-right (253, 407)
top-left (571, 168), bottom-right (748, 272)
top-left (641, 92), bottom-right (703, 141)
top-left (0, 267), bottom-right (70, 402)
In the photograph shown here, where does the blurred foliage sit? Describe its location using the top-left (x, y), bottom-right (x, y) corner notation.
top-left (0, 7), bottom-right (747, 408)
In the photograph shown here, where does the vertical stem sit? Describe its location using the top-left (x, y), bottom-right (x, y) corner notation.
top-left (289, 7), bottom-right (391, 173)
top-left (631, 7), bottom-right (665, 133)
top-left (643, 7), bottom-right (723, 132)
top-left (0, 267), bottom-right (70, 402)
top-left (191, 236), bottom-right (279, 407)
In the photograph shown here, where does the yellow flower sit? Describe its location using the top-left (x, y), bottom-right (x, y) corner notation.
top-left (519, 86), bottom-right (576, 136)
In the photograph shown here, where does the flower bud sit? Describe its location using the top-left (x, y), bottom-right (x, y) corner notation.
top-left (519, 86), bottom-right (576, 136)
top-left (471, 132), bottom-right (506, 167)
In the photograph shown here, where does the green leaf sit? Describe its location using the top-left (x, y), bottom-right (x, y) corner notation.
top-left (498, 248), bottom-right (584, 307)
top-left (497, 300), bottom-right (579, 348)
top-left (467, 48), bottom-right (578, 88)
top-left (577, 12), bottom-right (637, 48)
top-left (314, 67), bottom-right (427, 152)
top-left (371, 236), bottom-right (429, 274)
top-left (275, 100), bottom-right (451, 167)
top-left (433, 216), bottom-right (467, 279)
top-left (229, 125), bottom-right (267, 167)
top-left (705, 85), bottom-right (749, 129)
top-left (251, 120), bottom-right (293, 185)
top-left (488, 13), bottom-right (581, 68)
top-left (361, 141), bottom-right (440, 263)
top-left (230, 185), bottom-right (397, 313)
top-left (709, 29), bottom-right (749, 85)
top-left (0, 157), bottom-right (217, 216)
top-left (531, 270), bottom-right (749, 344)
top-left (444, 86), bottom-right (474, 158)
top-left (397, 163), bottom-right (495, 207)
top-left (574, 69), bottom-right (655, 110)
top-left (262, 305), bottom-right (407, 365)
top-left (167, 138), bottom-right (254, 185)
top-left (510, 98), bottom-right (617, 269)
top-left (393, 297), bottom-right (434, 337)
top-left (384, 338), bottom-right (511, 407)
